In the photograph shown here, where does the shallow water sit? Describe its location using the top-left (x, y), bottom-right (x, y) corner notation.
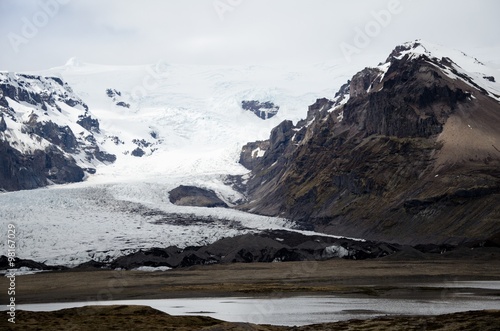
top-left (16, 281), bottom-right (500, 326)
top-left (408, 280), bottom-right (500, 290)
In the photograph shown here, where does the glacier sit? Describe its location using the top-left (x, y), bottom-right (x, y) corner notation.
top-left (0, 59), bottom-right (356, 266)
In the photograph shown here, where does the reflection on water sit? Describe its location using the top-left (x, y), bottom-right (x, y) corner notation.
top-left (410, 280), bottom-right (500, 290)
top-left (16, 281), bottom-right (500, 326)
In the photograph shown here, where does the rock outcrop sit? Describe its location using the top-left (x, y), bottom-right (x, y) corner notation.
top-left (241, 100), bottom-right (279, 120)
top-left (169, 185), bottom-right (228, 208)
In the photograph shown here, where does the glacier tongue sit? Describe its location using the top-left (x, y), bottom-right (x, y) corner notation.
top-left (0, 180), bottom-right (298, 266)
top-left (0, 60), bottom-right (357, 266)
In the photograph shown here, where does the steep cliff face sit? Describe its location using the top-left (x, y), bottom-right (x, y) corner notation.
top-left (0, 141), bottom-right (84, 191)
top-left (240, 41), bottom-right (500, 245)
top-left (0, 73), bottom-right (115, 191)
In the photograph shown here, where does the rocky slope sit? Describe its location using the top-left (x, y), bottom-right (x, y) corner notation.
top-left (0, 73), bottom-right (115, 191)
top-left (239, 41), bottom-right (500, 245)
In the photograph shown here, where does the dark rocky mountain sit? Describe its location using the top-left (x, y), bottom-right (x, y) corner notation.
top-left (238, 41), bottom-right (500, 245)
top-left (0, 73), bottom-right (115, 191)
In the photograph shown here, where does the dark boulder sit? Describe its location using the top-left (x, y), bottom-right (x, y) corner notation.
top-left (169, 185), bottom-right (228, 208)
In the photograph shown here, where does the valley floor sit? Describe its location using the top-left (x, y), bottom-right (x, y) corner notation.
top-left (8, 254), bottom-right (500, 304)
top-left (2, 253), bottom-right (500, 330)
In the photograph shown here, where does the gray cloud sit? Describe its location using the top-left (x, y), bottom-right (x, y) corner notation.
top-left (1, 0), bottom-right (499, 71)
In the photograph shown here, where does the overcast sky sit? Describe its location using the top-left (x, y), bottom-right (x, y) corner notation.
top-left (1, 0), bottom-right (499, 71)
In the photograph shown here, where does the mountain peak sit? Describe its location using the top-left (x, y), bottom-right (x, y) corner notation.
top-left (383, 40), bottom-right (500, 101)
top-left (65, 57), bottom-right (82, 67)
top-left (386, 40), bottom-right (449, 62)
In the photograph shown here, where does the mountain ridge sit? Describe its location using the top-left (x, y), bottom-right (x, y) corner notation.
top-left (238, 40), bottom-right (500, 245)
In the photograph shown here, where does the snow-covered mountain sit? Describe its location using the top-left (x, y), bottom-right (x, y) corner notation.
top-left (0, 72), bottom-right (116, 190)
top-left (1, 40), bottom-right (499, 266)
